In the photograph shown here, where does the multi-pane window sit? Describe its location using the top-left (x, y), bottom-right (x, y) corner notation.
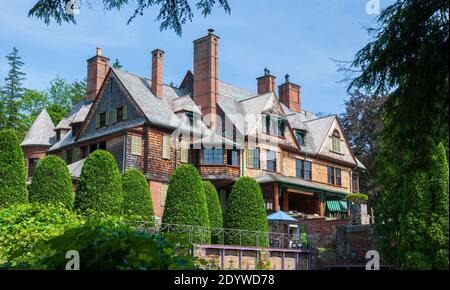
top-left (180, 140), bottom-right (189, 163)
top-left (131, 135), bottom-right (142, 155)
top-left (227, 150), bottom-right (239, 166)
top-left (262, 114), bottom-right (286, 137)
top-left (327, 166), bottom-right (342, 186)
top-left (96, 112), bottom-right (108, 128)
top-left (162, 135), bottom-right (170, 159)
top-left (266, 150), bottom-right (276, 172)
top-left (327, 166), bottom-right (335, 184)
top-left (296, 159), bottom-right (312, 180)
top-left (245, 147), bottom-right (260, 169)
top-left (295, 130), bottom-right (307, 146)
top-left (335, 168), bottom-right (342, 186)
top-left (204, 149), bottom-right (224, 165)
top-left (331, 130), bottom-right (341, 153)
top-left (112, 105), bottom-right (127, 123)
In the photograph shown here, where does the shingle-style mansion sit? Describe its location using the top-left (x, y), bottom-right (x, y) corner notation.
top-left (21, 30), bottom-right (365, 219)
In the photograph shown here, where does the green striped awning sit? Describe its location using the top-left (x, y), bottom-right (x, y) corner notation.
top-left (326, 200), bottom-right (348, 213)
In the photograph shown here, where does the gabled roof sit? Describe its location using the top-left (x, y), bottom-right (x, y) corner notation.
top-left (21, 109), bottom-right (56, 147)
top-left (67, 158), bottom-right (86, 180)
top-left (303, 115), bottom-right (336, 154)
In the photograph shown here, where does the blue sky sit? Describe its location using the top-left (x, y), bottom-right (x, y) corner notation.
top-left (0, 0), bottom-right (394, 114)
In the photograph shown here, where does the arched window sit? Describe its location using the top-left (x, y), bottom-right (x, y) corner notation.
top-left (332, 129), bottom-right (341, 152)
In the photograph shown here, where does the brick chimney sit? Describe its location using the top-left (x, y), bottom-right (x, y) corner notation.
top-left (86, 47), bottom-right (110, 102)
top-left (257, 68), bottom-right (276, 95)
top-left (151, 49), bottom-right (164, 98)
top-left (278, 74), bottom-right (301, 112)
top-left (193, 29), bottom-right (219, 128)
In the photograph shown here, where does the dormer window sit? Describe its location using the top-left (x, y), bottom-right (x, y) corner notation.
top-left (331, 129), bottom-right (341, 153)
top-left (262, 114), bottom-right (286, 137)
top-left (295, 130), bottom-right (307, 146)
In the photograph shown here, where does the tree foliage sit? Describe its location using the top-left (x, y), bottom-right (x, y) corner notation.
top-left (74, 150), bottom-right (123, 215)
top-left (28, 0), bottom-right (231, 36)
top-left (122, 169), bottom-right (155, 225)
top-left (203, 181), bottom-right (222, 243)
top-left (223, 177), bottom-right (268, 247)
top-left (0, 129), bottom-right (27, 209)
top-left (0, 203), bottom-right (80, 264)
top-left (345, 0), bottom-right (448, 268)
top-left (162, 164), bottom-right (210, 243)
top-left (29, 155), bottom-right (74, 209)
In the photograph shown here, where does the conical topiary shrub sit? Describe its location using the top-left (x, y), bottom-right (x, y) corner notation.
top-left (203, 181), bottom-right (223, 244)
top-left (74, 150), bottom-right (123, 215)
top-left (0, 129), bottom-right (27, 209)
top-left (122, 168), bottom-right (155, 226)
top-left (29, 155), bottom-right (74, 209)
top-left (223, 177), bottom-right (268, 246)
top-left (162, 164), bottom-right (210, 243)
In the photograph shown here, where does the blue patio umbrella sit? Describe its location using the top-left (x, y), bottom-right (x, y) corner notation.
top-left (267, 211), bottom-right (298, 223)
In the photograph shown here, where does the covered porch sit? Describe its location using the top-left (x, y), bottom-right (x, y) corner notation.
top-left (256, 173), bottom-right (349, 219)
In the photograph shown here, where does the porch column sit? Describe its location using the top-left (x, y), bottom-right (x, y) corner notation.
top-left (319, 192), bottom-right (325, 217)
top-left (273, 183), bottom-right (280, 211)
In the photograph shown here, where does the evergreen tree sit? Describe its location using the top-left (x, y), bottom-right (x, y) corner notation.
top-left (29, 155), bottom-right (74, 209)
top-left (0, 129), bottom-right (27, 208)
top-left (112, 58), bottom-right (123, 69)
top-left (1, 47), bottom-right (26, 135)
top-left (122, 169), bottom-right (155, 225)
top-left (203, 181), bottom-right (222, 243)
top-left (223, 177), bottom-right (268, 247)
top-left (74, 150), bottom-right (123, 215)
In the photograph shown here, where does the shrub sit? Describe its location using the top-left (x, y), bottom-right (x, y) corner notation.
top-left (203, 181), bottom-right (222, 243)
top-left (223, 177), bottom-right (268, 246)
top-left (122, 169), bottom-right (155, 225)
top-left (74, 150), bottom-right (123, 215)
top-left (0, 203), bottom-right (81, 264)
top-left (162, 164), bottom-right (210, 243)
top-left (29, 155), bottom-right (74, 209)
top-left (346, 193), bottom-right (368, 204)
top-left (0, 129), bottom-right (27, 208)
top-left (2, 216), bottom-right (200, 270)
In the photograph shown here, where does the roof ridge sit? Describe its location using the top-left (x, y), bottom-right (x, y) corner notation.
top-left (304, 114), bottom-right (337, 123)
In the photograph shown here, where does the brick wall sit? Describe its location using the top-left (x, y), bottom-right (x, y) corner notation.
top-left (298, 218), bottom-right (349, 247)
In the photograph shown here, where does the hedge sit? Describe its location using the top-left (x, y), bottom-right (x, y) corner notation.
top-left (223, 177), bottom-right (268, 246)
top-left (74, 150), bottom-right (123, 215)
top-left (122, 169), bottom-right (155, 225)
top-left (0, 129), bottom-right (27, 209)
top-left (346, 193), bottom-right (369, 204)
top-left (203, 181), bottom-right (223, 243)
top-left (162, 164), bottom-right (210, 243)
top-left (29, 155), bottom-right (74, 209)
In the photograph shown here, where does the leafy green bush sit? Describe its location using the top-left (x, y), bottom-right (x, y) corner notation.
top-left (346, 193), bottom-right (368, 204)
top-left (29, 155), bottom-right (74, 209)
top-left (223, 177), bottom-right (268, 246)
top-left (203, 181), bottom-right (222, 244)
top-left (122, 169), bottom-right (155, 225)
top-left (0, 129), bottom-right (27, 209)
top-left (2, 216), bottom-right (200, 270)
top-left (0, 203), bottom-right (81, 264)
top-left (74, 150), bottom-right (123, 215)
top-left (162, 164), bottom-right (210, 243)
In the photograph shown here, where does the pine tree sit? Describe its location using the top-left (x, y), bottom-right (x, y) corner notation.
top-left (112, 58), bottom-right (123, 69)
top-left (1, 47), bottom-right (26, 134)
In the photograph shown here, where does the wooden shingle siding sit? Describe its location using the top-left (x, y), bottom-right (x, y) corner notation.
top-left (80, 74), bottom-right (146, 140)
top-left (106, 135), bottom-right (125, 172)
top-left (124, 133), bottom-right (144, 172)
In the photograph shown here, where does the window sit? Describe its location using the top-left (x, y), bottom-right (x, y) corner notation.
top-left (117, 106), bottom-right (124, 122)
top-left (277, 119), bottom-right (286, 137)
top-left (96, 112), bottom-right (108, 128)
top-left (56, 130), bottom-right (61, 141)
top-left (66, 149), bottom-right (73, 164)
top-left (99, 141), bottom-right (107, 150)
top-left (73, 147), bottom-right (80, 162)
top-left (336, 168), bottom-right (342, 186)
top-left (161, 183), bottom-right (168, 207)
top-left (186, 111), bottom-right (194, 126)
top-left (266, 150), bottom-right (276, 172)
top-left (262, 114), bottom-right (286, 137)
top-left (227, 150), bottom-right (239, 166)
top-left (327, 166), bottom-right (335, 185)
top-left (89, 143), bottom-right (98, 153)
top-left (295, 130), bottom-right (307, 146)
top-left (246, 148), bottom-right (260, 169)
top-left (162, 135), bottom-right (171, 159)
top-left (332, 130), bottom-right (341, 153)
top-left (296, 159), bottom-right (312, 181)
top-left (180, 140), bottom-right (189, 163)
top-left (131, 135), bottom-right (142, 155)
top-left (204, 149), bottom-right (224, 165)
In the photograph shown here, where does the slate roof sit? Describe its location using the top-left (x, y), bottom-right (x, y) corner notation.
top-left (67, 158), bottom-right (85, 179)
top-left (21, 109), bottom-right (56, 147)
